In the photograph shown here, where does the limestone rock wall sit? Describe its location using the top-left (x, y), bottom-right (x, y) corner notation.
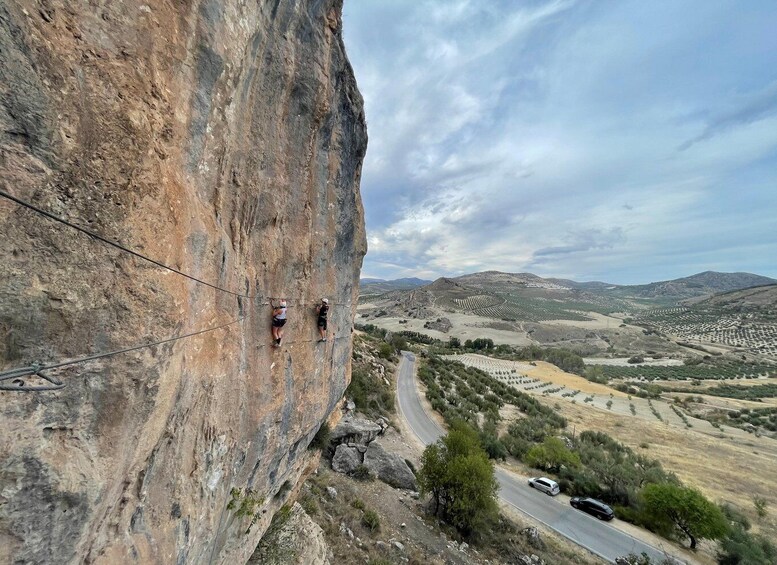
top-left (0, 0), bottom-right (366, 563)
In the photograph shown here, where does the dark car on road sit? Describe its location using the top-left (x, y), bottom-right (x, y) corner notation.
top-left (570, 497), bottom-right (614, 520)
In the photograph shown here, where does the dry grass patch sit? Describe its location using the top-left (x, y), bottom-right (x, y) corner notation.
top-left (544, 312), bottom-right (625, 329)
top-left (525, 361), bottom-right (628, 397)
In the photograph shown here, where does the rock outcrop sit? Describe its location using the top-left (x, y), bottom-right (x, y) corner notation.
top-left (249, 502), bottom-right (331, 565)
top-left (363, 441), bottom-right (417, 491)
top-left (330, 414), bottom-right (383, 445)
top-left (0, 1), bottom-right (366, 564)
top-left (329, 414), bottom-right (417, 491)
top-left (331, 444), bottom-right (362, 475)
top-left (424, 317), bottom-right (452, 333)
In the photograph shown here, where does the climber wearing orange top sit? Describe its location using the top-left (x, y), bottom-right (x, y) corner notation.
top-left (271, 300), bottom-right (287, 347)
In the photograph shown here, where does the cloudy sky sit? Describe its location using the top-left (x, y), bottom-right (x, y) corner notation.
top-left (342, 0), bottom-right (777, 284)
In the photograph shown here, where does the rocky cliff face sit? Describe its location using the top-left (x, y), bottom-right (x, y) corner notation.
top-left (0, 0), bottom-right (366, 563)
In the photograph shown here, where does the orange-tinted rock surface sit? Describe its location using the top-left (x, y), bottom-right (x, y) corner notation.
top-left (0, 0), bottom-right (366, 562)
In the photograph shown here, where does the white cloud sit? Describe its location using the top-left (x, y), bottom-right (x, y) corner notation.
top-left (344, 0), bottom-right (777, 283)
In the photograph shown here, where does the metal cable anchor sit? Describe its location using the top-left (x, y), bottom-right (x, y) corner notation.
top-left (0, 365), bottom-right (66, 391)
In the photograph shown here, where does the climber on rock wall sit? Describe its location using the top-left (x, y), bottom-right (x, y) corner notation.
top-left (316, 298), bottom-right (329, 342)
top-left (271, 300), bottom-right (287, 347)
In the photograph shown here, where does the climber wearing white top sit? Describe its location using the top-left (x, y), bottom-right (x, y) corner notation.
top-left (272, 300), bottom-right (287, 347)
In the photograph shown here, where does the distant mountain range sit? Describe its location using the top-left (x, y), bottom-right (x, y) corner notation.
top-left (359, 277), bottom-right (432, 294)
top-left (360, 271), bottom-right (777, 299)
top-left (360, 270), bottom-right (777, 304)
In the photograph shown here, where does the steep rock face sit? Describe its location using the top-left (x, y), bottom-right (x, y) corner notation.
top-left (0, 1), bottom-right (366, 564)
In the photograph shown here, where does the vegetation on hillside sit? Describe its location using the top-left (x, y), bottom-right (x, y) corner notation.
top-left (633, 295), bottom-right (777, 357)
top-left (512, 345), bottom-right (586, 375)
top-left (688, 383), bottom-right (777, 401)
top-left (451, 343), bottom-right (587, 375)
top-left (356, 275), bottom-right (777, 560)
top-left (701, 406), bottom-right (777, 436)
top-left (596, 361), bottom-right (777, 382)
top-left (346, 333), bottom-right (397, 419)
top-left (302, 466), bottom-right (601, 565)
top-left (417, 356), bottom-right (751, 552)
top-left (717, 505), bottom-right (777, 565)
top-left (418, 356), bottom-right (565, 445)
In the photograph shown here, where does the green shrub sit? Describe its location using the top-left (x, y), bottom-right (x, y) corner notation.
top-left (299, 493), bottom-right (318, 516)
top-left (263, 504), bottom-right (292, 537)
top-left (718, 515), bottom-right (777, 565)
top-left (355, 323), bottom-right (388, 338)
top-left (362, 509), bottom-right (381, 532)
top-left (479, 421), bottom-right (507, 461)
top-left (378, 342), bottom-right (394, 359)
top-left (346, 360), bottom-right (394, 419)
top-left (227, 488), bottom-right (265, 521)
top-left (390, 334), bottom-right (408, 351)
top-left (558, 467), bottom-right (603, 498)
top-left (753, 495), bottom-right (768, 519)
top-left (351, 498), bottom-right (366, 511)
top-left (480, 432), bottom-right (508, 461)
top-left (502, 434), bottom-right (532, 458)
top-left (352, 465), bottom-right (373, 481)
top-left (585, 365), bottom-right (608, 384)
top-left (569, 431), bottom-right (677, 508)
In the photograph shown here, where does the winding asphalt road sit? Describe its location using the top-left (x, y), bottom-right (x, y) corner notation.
top-left (396, 351), bottom-right (685, 564)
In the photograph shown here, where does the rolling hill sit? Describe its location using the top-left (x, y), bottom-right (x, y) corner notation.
top-left (357, 270), bottom-right (777, 360)
top-left (359, 270), bottom-right (776, 322)
top-left (359, 277), bottom-right (432, 294)
top-left (609, 271), bottom-right (777, 300)
top-left (633, 284), bottom-right (777, 357)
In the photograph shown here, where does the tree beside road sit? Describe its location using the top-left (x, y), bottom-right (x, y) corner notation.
top-left (418, 421), bottom-right (499, 535)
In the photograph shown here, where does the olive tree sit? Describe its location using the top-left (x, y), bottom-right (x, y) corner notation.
top-left (525, 437), bottom-right (580, 473)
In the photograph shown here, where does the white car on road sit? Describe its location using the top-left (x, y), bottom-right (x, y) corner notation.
top-left (528, 477), bottom-right (560, 496)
